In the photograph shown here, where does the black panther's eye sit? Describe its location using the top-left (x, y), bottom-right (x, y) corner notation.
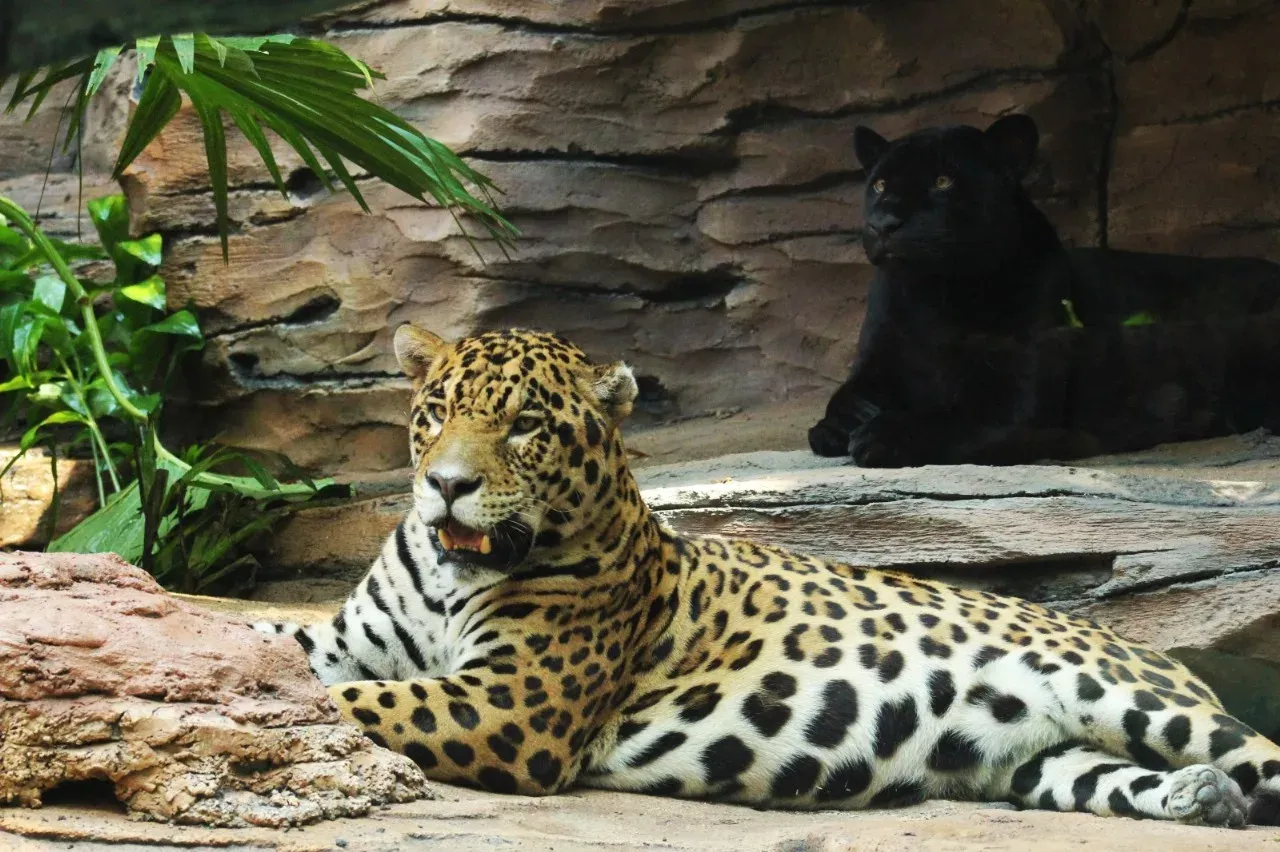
top-left (872, 179), bottom-right (886, 194)
top-left (426, 402), bottom-right (447, 424)
top-left (510, 413), bottom-right (543, 436)
top-left (934, 175), bottom-right (954, 190)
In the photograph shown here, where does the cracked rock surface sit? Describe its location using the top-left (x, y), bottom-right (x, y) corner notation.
top-left (0, 551), bottom-right (430, 826)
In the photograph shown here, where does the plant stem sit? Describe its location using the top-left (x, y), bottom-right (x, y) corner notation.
top-left (55, 352), bottom-right (121, 493)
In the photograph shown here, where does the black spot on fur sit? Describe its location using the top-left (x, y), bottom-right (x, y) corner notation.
top-left (629, 732), bottom-right (687, 767)
top-left (1208, 714), bottom-right (1253, 760)
top-left (703, 735), bottom-right (754, 784)
top-left (805, 679), bottom-right (859, 749)
top-left (676, 684), bottom-right (722, 723)
top-left (449, 701), bottom-right (481, 731)
top-left (813, 647), bottom-right (843, 668)
top-left (1230, 763), bottom-right (1260, 795)
top-left (351, 707), bottom-right (381, 726)
top-left (443, 740), bottom-right (475, 767)
top-left (1076, 673), bottom-right (1105, 702)
top-left (1129, 774), bottom-right (1162, 795)
top-left (1011, 740), bottom-right (1083, 797)
top-left (1133, 691), bottom-right (1164, 712)
top-left (527, 749), bottom-right (563, 790)
top-left (771, 755), bottom-right (823, 798)
top-left (640, 777), bottom-right (684, 797)
top-left (867, 780), bottom-right (925, 808)
top-left (928, 670), bottom-right (957, 717)
top-left (991, 694), bottom-right (1028, 724)
top-left (873, 697), bottom-right (919, 759)
top-left (478, 766), bottom-right (519, 795)
top-left (929, 730), bottom-right (982, 771)
top-left (1107, 789), bottom-right (1139, 818)
top-left (1162, 715), bottom-right (1191, 753)
top-left (816, 759), bottom-right (873, 802)
top-left (1072, 763), bottom-right (1126, 810)
top-left (973, 645), bottom-right (1008, 668)
top-left (403, 741), bottom-right (437, 768)
top-left (487, 732), bottom-right (519, 763)
top-left (877, 650), bottom-right (905, 682)
top-left (1123, 710), bottom-right (1169, 770)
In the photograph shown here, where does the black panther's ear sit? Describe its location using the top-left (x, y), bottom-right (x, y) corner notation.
top-left (984, 114), bottom-right (1039, 180)
top-left (853, 126), bottom-right (892, 171)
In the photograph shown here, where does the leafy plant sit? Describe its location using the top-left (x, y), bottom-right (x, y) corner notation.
top-left (0, 193), bottom-right (341, 594)
top-left (3, 33), bottom-right (518, 258)
top-left (0, 194), bottom-right (198, 502)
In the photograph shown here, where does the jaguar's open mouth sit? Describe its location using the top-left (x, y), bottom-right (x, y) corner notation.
top-left (437, 518), bottom-right (493, 555)
top-left (430, 516), bottom-right (534, 573)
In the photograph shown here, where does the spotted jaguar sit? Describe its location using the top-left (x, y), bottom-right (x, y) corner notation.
top-left (257, 324), bottom-right (1279, 827)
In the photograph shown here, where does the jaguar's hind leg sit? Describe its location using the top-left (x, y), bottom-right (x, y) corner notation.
top-left (996, 741), bottom-right (1247, 827)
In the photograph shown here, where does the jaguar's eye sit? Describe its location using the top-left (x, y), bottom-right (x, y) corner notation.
top-left (511, 414), bottom-right (542, 435)
top-left (426, 402), bottom-right (447, 424)
top-left (872, 178), bottom-right (886, 194)
top-left (934, 175), bottom-right (954, 190)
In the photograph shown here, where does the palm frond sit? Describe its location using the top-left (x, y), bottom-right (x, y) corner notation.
top-left (5, 34), bottom-right (518, 260)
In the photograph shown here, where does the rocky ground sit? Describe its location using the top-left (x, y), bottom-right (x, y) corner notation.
top-left (5, 789), bottom-right (1280, 851)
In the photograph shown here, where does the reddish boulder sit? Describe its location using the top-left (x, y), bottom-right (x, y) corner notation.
top-left (0, 551), bottom-right (429, 827)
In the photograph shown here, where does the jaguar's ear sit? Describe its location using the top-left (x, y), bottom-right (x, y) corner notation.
top-left (590, 361), bottom-right (638, 425)
top-left (985, 114), bottom-right (1039, 180)
top-left (854, 125), bottom-right (892, 171)
top-left (393, 324), bottom-right (446, 386)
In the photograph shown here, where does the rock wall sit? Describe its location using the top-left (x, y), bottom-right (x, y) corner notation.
top-left (3, 0), bottom-right (1279, 475)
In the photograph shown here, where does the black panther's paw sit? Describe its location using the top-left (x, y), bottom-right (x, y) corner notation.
top-left (847, 413), bottom-right (930, 468)
top-left (808, 419), bottom-right (851, 457)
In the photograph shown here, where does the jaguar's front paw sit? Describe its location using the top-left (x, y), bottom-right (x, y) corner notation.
top-left (847, 414), bottom-right (929, 468)
top-left (808, 419), bottom-right (851, 457)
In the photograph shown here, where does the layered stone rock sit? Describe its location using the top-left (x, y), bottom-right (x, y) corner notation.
top-left (0, 551), bottom-right (429, 826)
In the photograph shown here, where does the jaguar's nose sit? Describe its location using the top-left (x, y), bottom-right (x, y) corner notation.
top-left (426, 472), bottom-right (484, 505)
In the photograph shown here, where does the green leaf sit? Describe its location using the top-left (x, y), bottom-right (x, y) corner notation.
top-left (136, 36), bottom-right (161, 79)
top-left (117, 275), bottom-right (167, 310)
top-left (0, 375), bottom-right (32, 393)
top-left (172, 34), bottom-right (197, 74)
top-left (32, 381), bottom-right (64, 404)
top-left (32, 275), bottom-right (65, 313)
top-left (1122, 311), bottom-right (1157, 327)
top-left (112, 71), bottom-right (182, 181)
top-left (87, 47), bottom-right (123, 96)
top-left (48, 481), bottom-right (145, 559)
top-left (139, 309), bottom-right (202, 341)
top-left (117, 234), bottom-right (163, 267)
top-left (20, 410), bottom-right (85, 450)
top-left (87, 194), bottom-right (130, 251)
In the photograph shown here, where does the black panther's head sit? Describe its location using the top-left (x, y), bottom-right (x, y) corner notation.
top-left (855, 114), bottom-right (1042, 275)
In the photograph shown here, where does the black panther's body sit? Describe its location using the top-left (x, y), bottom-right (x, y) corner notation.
top-left (810, 115), bottom-right (1280, 468)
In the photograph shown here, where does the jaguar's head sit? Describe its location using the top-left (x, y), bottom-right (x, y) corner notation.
top-left (855, 114), bottom-right (1042, 275)
top-left (394, 324), bottom-right (639, 577)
